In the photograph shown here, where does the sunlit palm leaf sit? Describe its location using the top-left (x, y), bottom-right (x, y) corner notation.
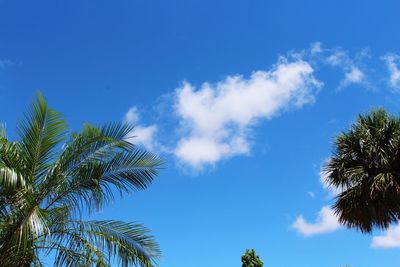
top-left (17, 93), bottom-right (67, 185)
top-left (51, 220), bottom-right (159, 267)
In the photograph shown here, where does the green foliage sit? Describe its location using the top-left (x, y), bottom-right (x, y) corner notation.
top-left (324, 108), bottom-right (400, 233)
top-left (0, 93), bottom-right (163, 266)
top-left (242, 249), bottom-right (263, 267)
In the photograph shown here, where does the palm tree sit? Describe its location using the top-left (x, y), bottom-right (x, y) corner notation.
top-left (324, 109), bottom-right (400, 233)
top-left (0, 94), bottom-right (163, 266)
top-left (241, 249), bottom-right (263, 267)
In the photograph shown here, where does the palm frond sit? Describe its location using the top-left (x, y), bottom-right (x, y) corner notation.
top-left (17, 92), bottom-right (67, 185)
top-left (0, 123), bottom-right (6, 139)
top-left (51, 220), bottom-right (160, 267)
top-left (42, 125), bottom-right (162, 215)
top-left (0, 165), bottom-right (26, 191)
top-left (58, 123), bottom-right (135, 176)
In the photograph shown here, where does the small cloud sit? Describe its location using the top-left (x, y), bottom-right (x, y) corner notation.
top-left (326, 50), bottom-right (347, 66)
top-left (382, 54), bottom-right (400, 91)
top-left (371, 224), bottom-right (400, 249)
top-left (310, 42), bottom-right (323, 54)
top-left (124, 106), bottom-right (158, 151)
top-left (344, 67), bottom-right (365, 83)
top-left (323, 48), bottom-right (371, 90)
top-left (292, 206), bottom-right (341, 237)
top-left (338, 66), bottom-right (366, 90)
top-left (307, 191), bottom-right (315, 199)
top-left (124, 107), bottom-right (140, 124)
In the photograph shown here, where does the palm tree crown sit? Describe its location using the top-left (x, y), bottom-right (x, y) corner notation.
top-left (0, 94), bottom-right (163, 266)
top-left (324, 109), bottom-right (400, 233)
top-left (241, 249), bottom-right (263, 267)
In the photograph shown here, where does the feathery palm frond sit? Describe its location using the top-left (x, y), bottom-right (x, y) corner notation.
top-left (17, 93), bottom-right (67, 185)
top-left (51, 220), bottom-right (160, 267)
top-left (0, 93), bottom-right (162, 266)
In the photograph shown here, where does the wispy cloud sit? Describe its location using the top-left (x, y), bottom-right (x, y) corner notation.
top-left (124, 106), bottom-right (140, 124)
top-left (341, 66), bottom-right (365, 87)
top-left (310, 42), bottom-right (323, 55)
top-left (371, 224), bottom-right (400, 249)
top-left (292, 206), bottom-right (341, 237)
top-left (324, 48), bottom-right (370, 90)
top-left (173, 57), bottom-right (322, 170)
top-left (307, 191), bottom-right (316, 199)
top-left (382, 54), bottom-right (400, 91)
top-left (124, 107), bottom-right (158, 151)
top-left (0, 59), bottom-right (14, 70)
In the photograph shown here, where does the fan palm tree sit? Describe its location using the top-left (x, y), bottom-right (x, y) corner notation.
top-left (324, 109), bottom-right (400, 233)
top-left (0, 94), bottom-right (163, 266)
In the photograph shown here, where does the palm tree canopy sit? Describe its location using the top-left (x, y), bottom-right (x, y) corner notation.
top-left (241, 249), bottom-right (263, 267)
top-left (0, 93), bottom-right (163, 266)
top-left (324, 109), bottom-right (400, 233)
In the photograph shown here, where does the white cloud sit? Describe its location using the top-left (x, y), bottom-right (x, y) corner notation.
top-left (342, 66), bottom-right (365, 85)
top-left (382, 54), bottom-right (400, 90)
top-left (310, 42), bottom-right (323, 55)
top-left (173, 57), bottom-right (322, 169)
top-left (326, 50), bottom-right (348, 66)
top-left (371, 224), bottom-right (400, 249)
top-left (292, 206), bottom-right (341, 237)
top-left (129, 125), bottom-right (158, 151)
top-left (124, 107), bottom-right (140, 124)
top-left (124, 107), bottom-right (158, 151)
top-left (325, 49), bottom-right (368, 89)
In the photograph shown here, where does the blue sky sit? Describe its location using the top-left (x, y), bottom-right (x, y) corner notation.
top-left (1, 0), bottom-right (400, 266)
